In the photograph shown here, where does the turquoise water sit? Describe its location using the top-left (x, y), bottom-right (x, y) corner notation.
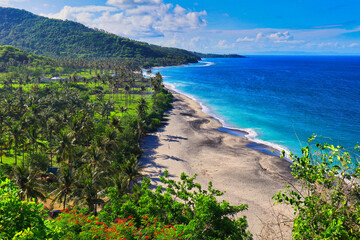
top-left (151, 56), bottom-right (360, 157)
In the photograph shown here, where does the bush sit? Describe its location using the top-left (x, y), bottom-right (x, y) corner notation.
top-left (0, 163), bottom-right (13, 176)
top-left (274, 136), bottom-right (360, 239)
top-left (0, 176), bottom-right (50, 239)
top-left (100, 170), bottom-right (252, 240)
top-left (48, 208), bottom-right (182, 240)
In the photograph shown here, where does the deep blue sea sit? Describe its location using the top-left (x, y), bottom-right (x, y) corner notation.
top-left (151, 56), bottom-right (360, 157)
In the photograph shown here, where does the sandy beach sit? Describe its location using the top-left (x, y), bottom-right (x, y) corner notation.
top-left (141, 90), bottom-right (295, 239)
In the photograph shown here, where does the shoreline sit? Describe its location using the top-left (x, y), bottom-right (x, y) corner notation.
top-left (163, 82), bottom-right (292, 160)
top-left (140, 89), bottom-right (294, 238)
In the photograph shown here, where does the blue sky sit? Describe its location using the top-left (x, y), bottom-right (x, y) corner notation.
top-left (1, 0), bottom-right (360, 54)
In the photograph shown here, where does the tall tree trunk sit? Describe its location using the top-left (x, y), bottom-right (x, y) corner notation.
top-left (14, 144), bottom-right (17, 165)
top-left (63, 194), bottom-right (67, 210)
top-left (22, 146), bottom-right (25, 168)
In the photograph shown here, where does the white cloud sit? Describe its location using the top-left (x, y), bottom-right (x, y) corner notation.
top-left (217, 40), bottom-right (228, 48)
top-left (267, 31), bottom-right (294, 42)
top-left (106, 0), bottom-right (161, 9)
top-left (216, 39), bottom-right (235, 49)
top-left (46, 5), bottom-right (118, 20)
top-left (0, 0), bottom-right (27, 7)
top-left (318, 42), bottom-right (339, 48)
top-left (256, 32), bottom-right (264, 41)
top-left (190, 36), bottom-right (201, 45)
top-left (45, 1), bottom-right (207, 38)
top-left (349, 43), bottom-right (359, 48)
top-left (236, 36), bottom-right (255, 42)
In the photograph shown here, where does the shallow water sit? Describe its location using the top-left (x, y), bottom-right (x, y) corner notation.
top-left (152, 56), bottom-right (360, 157)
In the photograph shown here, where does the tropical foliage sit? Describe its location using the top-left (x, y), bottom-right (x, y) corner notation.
top-left (0, 176), bottom-right (50, 239)
top-left (101, 170), bottom-right (252, 240)
top-left (274, 136), bottom-right (360, 239)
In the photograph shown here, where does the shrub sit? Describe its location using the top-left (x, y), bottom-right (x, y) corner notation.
top-left (0, 176), bottom-right (50, 239)
top-left (48, 207), bottom-right (183, 239)
top-left (274, 136), bottom-right (360, 239)
top-left (101, 170), bottom-right (252, 240)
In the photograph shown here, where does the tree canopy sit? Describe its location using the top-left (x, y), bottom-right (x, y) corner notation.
top-left (0, 7), bottom-right (200, 65)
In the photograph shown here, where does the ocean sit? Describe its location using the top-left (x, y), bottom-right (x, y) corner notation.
top-left (151, 56), bottom-right (360, 158)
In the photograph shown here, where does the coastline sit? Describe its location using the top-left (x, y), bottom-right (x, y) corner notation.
top-left (140, 88), bottom-right (294, 238)
top-left (164, 82), bottom-right (292, 160)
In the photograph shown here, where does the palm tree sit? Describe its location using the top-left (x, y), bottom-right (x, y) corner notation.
top-left (0, 119), bottom-right (6, 164)
top-left (51, 165), bottom-right (76, 210)
top-left (73, 165), bottom-right (105, 215)
top-left (25, 125), bottom-right (45, 157)
top-left (135, 118), bottom-right (146, 142)
top-left (11, 165), bottom-right (46, 202)
top-left (82, 145), bottom-right (105, 169)
top-left (111, 171), bottom-right (128, 198)
top-left (151, 72), bottom-right (163, 95)
top-left (124, 85), bottom-right (130, 106)
top-left (136, 97), bottom-right (148, 120)
top-left (54, 129), bottom-right (75, 165)
top-left (101, 100), bottom-right (114, 120)
top-left (45, 117), bottom-right (57, 166)
top-left (0, 134), bottom-right (6, 164)
top-left (7, 121), bottom-right (23, 165)
top-left (121, 156), bottom-right (145, 190)
top-left (100, 127), bottom-right (119, 156)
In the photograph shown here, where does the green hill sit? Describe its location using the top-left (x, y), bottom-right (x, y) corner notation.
top-left (0, 45), bottom-right (52, 64)
top-left (0, 45), bottom-right (55, 72)
top-left (0, 7), bottom-right (200, 65)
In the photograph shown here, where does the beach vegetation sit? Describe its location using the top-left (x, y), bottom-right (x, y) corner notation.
top-left (100, 170), bottom-right (252, 240)
top-left (0, 175), bottom-right (50, 239)
top-left (274, 136), bottom-right (360, 239)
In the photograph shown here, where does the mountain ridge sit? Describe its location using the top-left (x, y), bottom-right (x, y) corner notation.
top-left (0, 7), bottom-right (200, 65)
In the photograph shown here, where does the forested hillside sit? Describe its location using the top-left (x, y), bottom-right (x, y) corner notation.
top-left (0, 7), bottom-right (200, 65)
top-left (0, 45), bottom-right (54, 70)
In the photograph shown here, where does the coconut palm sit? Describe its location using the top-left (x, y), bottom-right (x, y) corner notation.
top-left (111, 171), bottom-right (128, 198)
top-left (25, 125), bottom-right (45, 157)
top-left (45, 117), bottom-right (57, 166)
top-left (82, 145), bottom-right (106, 169)
top-left (101, 127), bottom-right (119, 156)
top-left (121, 155), bottom-right (145, 190)
top-left (54, 129), bottom-right (75, 165)
top-left (11, 165), bottom-right (46, 202)
top-left (136, 97), bottom-right (148, 120)
top-left (7, 121), bottom-right (23, 165)
top-left (51, 165), bottom-right (76, 210)
top-left (73, 165), bottom-right (105, 215)
top-left (135, 118), bottom-right (147, 142)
